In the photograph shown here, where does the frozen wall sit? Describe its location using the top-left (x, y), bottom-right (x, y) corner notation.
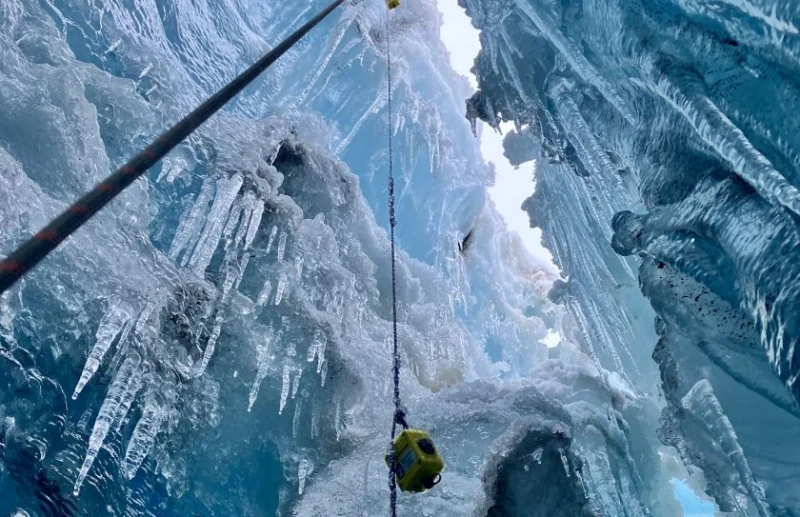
top-left (460, 0), bottom-right (800, 513)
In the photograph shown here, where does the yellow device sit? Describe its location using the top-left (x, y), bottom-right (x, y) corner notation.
top-left (385, 429), bottom-right (444, 492)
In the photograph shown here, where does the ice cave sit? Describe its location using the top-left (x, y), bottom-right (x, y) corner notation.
top-left (1, 0), bottom-right (800, 515)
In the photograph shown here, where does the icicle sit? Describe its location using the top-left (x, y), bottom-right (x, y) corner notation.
top-left (74, 353), bottom-right (142, 496)
top-left (292, 369), bottom-right (302, 399)
top-left (245, 201), bottom-right (265, 250)
top-left (257, 280), bottom-right (273, 306)
top-left (294, 256), bottom-right (304, 278)
top-left (222, 201), bottom-right (245, 252)
top-left (316, 339), bottom-right (327, 375)
top-left (558, 448), bottom-right (571, 477)
top-left (111, 369), bottom-right (143, 434)
top-left (109, 304), bottom-right (151, 374)
top-left (311, 405), bottom-right (320, 439)
top-left (187, 174), bottom-right (244, 274)
top-left (231, 195), bottom-right (253, 251)
top-left (134, 304), bottom-right (155, 335)
top-left (138, 64), bottom-right (152, 79)
top-left (105, 39), bottom-right (122, 54)
top-left (170, 179), bottom-right (215, 263)
top-left (298, 459), bottom-right (309, 495)
top-left (234, 254), bottom-right (251, 290)
top-left (73, 304), bottom-right (131, 400)
top-left (334, 399), bottom-right (342, 441)
top-left (196, 317), bottom-right (222, 378)
top-left (320, 356), bottom-right (328, 387)
top-left (265, 226), bottom-right (278, 255)
top-left (156, 155), bottom-right (187, 184)
top-left (274, 273), bottom-right (287, 306)
top-left (292, 398), bottom-right (303, 439)
top-left (121, 396), bottom-right (165, 480)
top-left (194, 269), bottom-right (236, 378)
top-left (575, 465), bottom-right (589, 497)
top-left (279, 364), bottom-right (291, 415)
top-left (277, 231), bottom-right (288, 262)
top-left (248, 341), bottom-right (273, 412)
top-left (307, 341), bottom-right (318, 363)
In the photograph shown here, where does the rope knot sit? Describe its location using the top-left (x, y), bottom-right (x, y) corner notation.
top-left (394, 407), bottom-right (409, 429)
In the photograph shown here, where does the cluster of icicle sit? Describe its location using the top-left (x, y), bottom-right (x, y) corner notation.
top-left (69, 164), bottom-right (338, 495)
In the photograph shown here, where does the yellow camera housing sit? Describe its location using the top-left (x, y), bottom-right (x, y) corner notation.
top-left (385, 429), bottom-right (444, 493)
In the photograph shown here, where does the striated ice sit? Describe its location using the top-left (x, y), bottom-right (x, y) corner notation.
top-left (463, 0), bottom-right (800, 511)
top-left (682, 380), bottom-right (770, 516)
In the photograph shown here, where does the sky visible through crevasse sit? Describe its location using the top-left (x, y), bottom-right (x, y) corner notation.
top-left (434, 0), bottom-right (556, 274)
top-left (433, 0), bottom-right (715, 515)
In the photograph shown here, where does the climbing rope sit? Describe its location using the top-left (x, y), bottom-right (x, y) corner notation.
top-left (0, 0), bottom-right (347, 295)
top-left (384, 6), bottom-right (406, 517)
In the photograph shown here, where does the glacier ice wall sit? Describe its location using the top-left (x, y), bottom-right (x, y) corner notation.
top-left (461, 0), bottom-right (800, 513)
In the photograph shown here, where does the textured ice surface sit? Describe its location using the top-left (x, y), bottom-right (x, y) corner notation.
top-left (461, 0), bottom-right (800, 513)
top-left (7, 0), bottom-right (792, 513)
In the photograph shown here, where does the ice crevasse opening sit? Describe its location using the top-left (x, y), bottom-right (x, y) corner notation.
top-left (0, 0), bottom-right (798, 516)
